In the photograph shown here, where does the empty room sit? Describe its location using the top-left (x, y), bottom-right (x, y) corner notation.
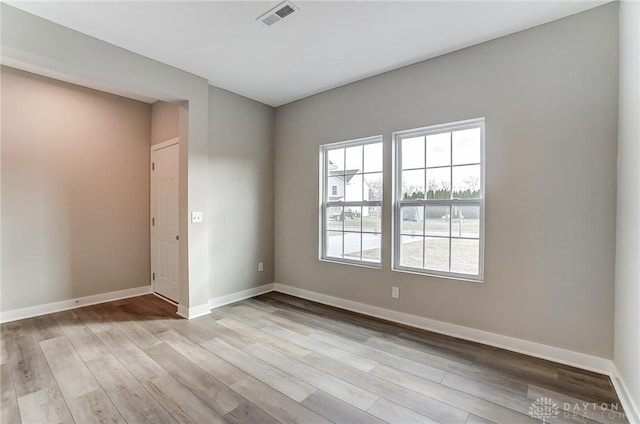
top-left (1, 1), bottom-right (638, 423)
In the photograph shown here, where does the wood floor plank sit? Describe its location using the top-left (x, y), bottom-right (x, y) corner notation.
top-left (39, 336), bottom-right (125, 423)
top-left (66, 388), bottom-right (127, 424)
top-left (260, 324), bottom-right (379, 372)
top-left (53, 304), bottom-right (174, 423)
top-left (366, 334), bottom-right (476, 368)
top-left (51, 310), bottom-right (106, 362)
top-left (81, 318), bottom-right (167, 382)
top-left (5, 333), bottom-right (57, 398)
top-left (89, 302), bottom-right (163, 350)
top-left (310, 327), bottom-right (447, 382)
top-left (190, 314), bottom-right (255, 347)
top-left (156, 330), bottom-right (330, 424)
top-left (301, 351), bottom-right (469, 423)
top-left (216, 316), bottom-right (311, 359)
top-left (301, 391), bottom-right (386, 424)
top-left (245, 341), bottom-right (380, 411)
top-left (270, 306), bottom-right (374, 342)
top-left (441, 372), bottom-right (597, 424)
top-left (1, 363), bottom-right (21, 423)
top-left (16, 386), bottom-right (73, 424)
top-left (155, 329), bottom-right (248, 383)
top-left (1, 326), bottom-right (10, 366)
top-left (85, 353), bottom-right (176, 423)
top-left (144, 342), bottom-right (243, 416)
top-left (370, 363), bottom-right (540, 424)
top-left (223, 401), bottom-right (281, 424)
top-left (557, 368), bottom-right (613, 390)
top-left (20, 315), bottom-right (66, 342)
top-left (143, 373), bottom-right (227, 424)
top-left (229, 376), bottom-right (332, 424)
top-left (467, 414), bottom-right (498, 424)
top-left (367, 397), bottom-right (440, 424)
top-left (201, 337), bottom-right (316, 402)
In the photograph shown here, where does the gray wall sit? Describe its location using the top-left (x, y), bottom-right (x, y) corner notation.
top-left (208, 86), bottom-right (275, 297)
top-left (274, 4), bottom-right (619, 358)
top-left (614, 0), bottom-right (640, 416)
top-left (1, 66), bottom-right (151, 310)
top-left (151, 101), bottom-right (180, 145)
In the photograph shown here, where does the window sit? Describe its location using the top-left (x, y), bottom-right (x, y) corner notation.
top-left (321, 136), bottom-right (383, 266)
top-left (394, 118), bottom-right (484, 280)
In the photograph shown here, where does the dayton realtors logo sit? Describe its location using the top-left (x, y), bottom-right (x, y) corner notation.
top-left (529, 397), bottom-right (560, 423)
top-left (529, 396), bottom-right (627, 422)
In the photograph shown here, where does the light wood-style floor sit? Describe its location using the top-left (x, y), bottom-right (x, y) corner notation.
top-left (1, 293), bottom-right (628, 424)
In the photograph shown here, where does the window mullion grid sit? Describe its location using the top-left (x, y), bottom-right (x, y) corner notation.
top-left (361, 146), bottom-right (365, 261)
top-left (448, 132), bottom-right (453, 273)
top-left (423, 135), bottom-right (427, 269)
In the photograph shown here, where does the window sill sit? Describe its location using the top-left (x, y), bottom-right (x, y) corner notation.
top-left (392, 266), bottom-right (484, 283)
top-left (319, 257), bottom-right (382, 270)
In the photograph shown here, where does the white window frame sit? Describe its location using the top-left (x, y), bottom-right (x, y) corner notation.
top-left (320, 135), bottom-right (383, 267)
top-left (393, 118), bottom-right (485, 281)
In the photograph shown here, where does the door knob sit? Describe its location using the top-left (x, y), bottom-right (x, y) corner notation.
top-left (175, 235), bottom-right (179, 240)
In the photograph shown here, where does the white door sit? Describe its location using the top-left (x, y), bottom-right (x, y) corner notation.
top-left (151, 141), bottom-right (180, 302)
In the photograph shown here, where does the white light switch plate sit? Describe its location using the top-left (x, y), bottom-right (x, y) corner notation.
top-left (191, 211), bottom-right (203, 223)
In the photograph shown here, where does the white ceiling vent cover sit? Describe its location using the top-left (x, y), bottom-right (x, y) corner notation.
top-left (257, 1), bottom-right (299, 26)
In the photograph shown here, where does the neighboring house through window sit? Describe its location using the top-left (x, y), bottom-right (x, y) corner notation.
top-left (394, 118), bottom-right (485, 280)
top-left (320, 136), bottom-right (383, 265)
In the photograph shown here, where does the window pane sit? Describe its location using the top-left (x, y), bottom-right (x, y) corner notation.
top-left (452, 164), bottom-right (480, 199)
top-left (326, 231), bottom-right (343, 258)
top-left (426, 167), bottom-right (450, 199)
top-left (425, 237), bottom-right (449, 272)
top-left (452, 205), bottom-right (480, 239)
top-left (327, 177), bottom-right (344, 200)
top-left (364, 143), bottom-right (383, 173)
top-left (401, 136), bottom-right (425, 169)
top-left (364, 173), bottom-right (382, 201)
top-left (362, 233), bottom-right (381, 263)
top-left (363, 206), bottom-right (381, 233)
top-left (425, 205), bottom-right (450, 237)
top-left (451, 239), bottom-right (479, 275)
top-left (401, 206), bottom-right (424, 235)
top-left (452, 127), bottom-right (481, 165)
top-left (402, 169), bottom-right (425, 200)
top-left (344, 173), bottom-right (363, 201)
top-left (346, 145), bottom-right (363, 172)
top-left (344, 207), bottom-right (362, 232)
top-left (344, 232), bottom-right (361, 260)
top-left (326, 207), bottom-right (344, 231)
top-left (328, 148), bottom-right (344, 173)
top-left (400, 236), bottom-right (423, 268)
top-left (426, 132), bottom-right (450, 168)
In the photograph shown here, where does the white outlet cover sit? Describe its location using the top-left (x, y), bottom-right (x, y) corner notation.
top-left (191, 211), bottom-right (203, 223)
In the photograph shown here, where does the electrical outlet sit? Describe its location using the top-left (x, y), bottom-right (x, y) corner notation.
top-left (191, 211), bottom-right (203, 223)
top-left (392, 286), bottom-right (400, 299)
top-left (258, 262), bottom-right (264, 272)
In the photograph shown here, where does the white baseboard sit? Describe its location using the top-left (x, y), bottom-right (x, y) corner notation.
top-left (611, 371), bottom-right (640, 424)
top-left (176, 303), bottom-right (211, 319)
top-left (272, 283), bottom-right (614, 376)
top-left (176, 283), bottom-right (275, 319)
top-left (209, 283), bottom-right (274, 309)
top-left (0, 285), bottom-right (152, 323)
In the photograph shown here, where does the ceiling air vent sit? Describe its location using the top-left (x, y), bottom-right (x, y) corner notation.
top-left (257, 1), bottom-right (299, 26)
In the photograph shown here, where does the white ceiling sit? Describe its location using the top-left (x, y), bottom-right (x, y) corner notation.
top-left (8, 0), bottom-right (608, 106)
